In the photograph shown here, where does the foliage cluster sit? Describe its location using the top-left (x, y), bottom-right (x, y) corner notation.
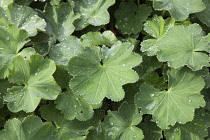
top-left (0, 0), bottom-right (210, 139)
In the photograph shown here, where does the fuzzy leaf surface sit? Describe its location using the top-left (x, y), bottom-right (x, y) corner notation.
top-left (68, 43), bottom-right (141, 104)
top-left (5, 54), bottom-right (60, 112)
top-left (135, 68), bottom-right (205, 129)
top-left (0, 0), bottom-right (12, 8)
top-left (0, 3), bottom-right (46, 36)
top-left (157, 24), bottom-right (210, 70)
top-left (49, 36), bottom-right (82, 65)
top-left (42, 2), bottom-right (79, 41)
top-left (0, 25), bottom-right (29, 78)
top-left (153, 0), bottom-right (205, 20)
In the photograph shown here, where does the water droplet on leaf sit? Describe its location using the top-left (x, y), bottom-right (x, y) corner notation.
top-left (145, 100), bottom-right (156, 110)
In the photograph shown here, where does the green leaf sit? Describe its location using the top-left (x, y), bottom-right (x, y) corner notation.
top-left (165, 108), bottom-right (210, 140)
top-left (103, 102), bottom-right (144, 140)
top-left (73, 0), bottom-right (115, 30)
top-left (0, 3), bottom-right (46, 36)
top-left (0, 79), bottom-right (13, 108)
top-left (5, 54), bottom-right (60, 112)
top-left (142, 72), bottom-right (167, 90)
top-left (68, 43), bottom-right (141, 104)
top-left (49, 36), bottom-right (82, 66)
top-left (196, 0), bottom-right (210, 27)
top-left (141, 16), bottom-right (175, 56)
top-left (53, 65), bottom-right (71, 89)
top-left (42, 2), bottom-right (79, 41)
top-left (153, 0), bottom-right (205, 21)
top-left (81, 31), bottom-right (121, 47)
top-left (135, 68), bottom-right (205, 129)
top-left (40, 103), bottom-right (92, 140)
top-left (0, 115), bottom-right (56, 140)
top-left (139, 116), bottom-right (163, 140)
top-left (137, 55), bottom-right (162, 79)
top-left (0, 0), bottom-right (13, 8)
top-left (114, 2), bottom-right (151, 34)
top-left (15, 0), bottom-right (33, 6)
top-left (157, 24), bottom-right (210, 71)
top-left (55, 90), bottom-right (94, 121)
top-left (0, 25), bottom-right (29, 78)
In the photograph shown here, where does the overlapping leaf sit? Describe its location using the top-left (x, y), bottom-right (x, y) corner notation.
top-left (73, 0), bottom-right (115, 30)
top-left (165, 108), bottom-right (210, 140)
top-left (81, 31), bottom-right (121, 47)
top-left (40, 103), bottom-right (92, 140)
top-left (49, 36), bottom-right (82, 65)
top-left (0, 25), bottom-right (29, 78)
top-left (0, 0), bottom-right (12, 8)
top-left (0, 115), bottom-right (56, 140)
top-left (157, 24), bottom-right (210, 70)
top-left (103, 102), bottom-right (144, 140)
top-left (153, 0), bottom-right (205, 21)
top-left (139, 116), bottom-right (163, 140)
top-left (114, 2), bottom-right (151, 34)
top-left (0, 3), bottom-right (46, 36)
top-left (5, 54), bottom-right (60, 112)
top-left (0, 79), bottom-right (13, 108)
top-left (141, 16), bottom-right (175, 56)
top-left (55, 90), bottom-right (94, 121)
top-left (135, 68), bottom-right (205, 129)
top-left (196, 0), bottom-right (210, 27)
top-left (68, 43), bottom-right (141, 104)
top-left (41, 2), bottom-right (79, 41)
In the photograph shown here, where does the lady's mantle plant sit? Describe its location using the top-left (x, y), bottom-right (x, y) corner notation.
top-left (0, 0), bottom-right (210, 140)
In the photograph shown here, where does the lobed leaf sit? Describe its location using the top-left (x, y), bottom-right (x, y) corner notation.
top-left (41, 2), bottom-right (79, 41)
top-left (73, 0), bottom-right (115, 30)
top-left (157, 24), bottom-right (210, 70)
top-left (103, 102), bottom-right (144, 140)
top-left (5, 54), bottom-right (61, 112)
top-left (114, 2), bottom-right (151, 34)
top-left (0, 3), bottom-right (46, 36)
top-left (153, 0), bottom-right (205, 21)
top-left (0, 25), bottom-right (29, 79)
top-left (0, 115), bottom-right (56, 140)
top-left (68, 43), bottom-right (142, 104)
top-left (135, 68), bottom-right (205, 129)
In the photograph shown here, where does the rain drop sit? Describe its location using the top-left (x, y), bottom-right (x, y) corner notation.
top-left (35, 73), bottom-right (38, 76)
top-left (6, 37), bottom-right (9, 40)
top-left (122, 64), bottom-right (126, 66)
top-left (145, 101), bottom-right (156, 110)
top-left (188, 99), bottom-right (192, 102)
top-left (150, 94), bottom-right (155, 97)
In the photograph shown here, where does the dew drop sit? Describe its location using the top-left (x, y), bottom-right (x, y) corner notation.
top-left (145, 101), bottom-right (156, 110)
top-left (188, 99), bottom-right (192, 102)
top-left (110, 123), bottom-right (114, 125)
top-left (74, 105), bottom-right (77, 108)
top-left (150, 94), bottom-right (155, 97)
top-left (174, 128), bottom-right (179, 132)
top-left (6, 37), bottom-right (9, 40)
top-left (35, 73), bottom-right (38, 76)
top-left (122, 64), bottom-right (126, 66)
